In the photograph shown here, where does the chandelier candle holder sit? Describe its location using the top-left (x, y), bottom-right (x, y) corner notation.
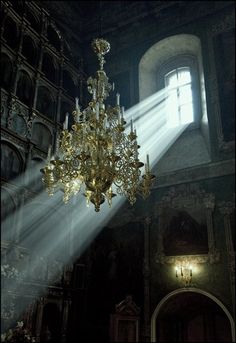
top-left (175, 261), bottom-right (193, 287)
top-left (41, 38), bottom-right (155, 212)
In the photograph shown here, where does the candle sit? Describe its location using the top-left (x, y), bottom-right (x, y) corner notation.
top-left (116, 93), bottom-right (120, 106)
top-left (75, 97), bottom-right (79, 110)
top-left (121, 106), bottom-right (125, 119)
top-left (96, 102), bottom-right (99, 120)
top-left (93, 89), bottom-right (96, 100)
top-left (63, 112), bottom-right (69, 130)
top-left (47, 145), bottom-right (52, 159)
top-left (118, 110), bottom-right (121, 124)
top-left (146, 154), bottom-right (150, 171)
top-left (112, 82), bottom-right (115, 91)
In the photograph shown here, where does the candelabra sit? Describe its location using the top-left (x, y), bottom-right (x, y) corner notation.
top-left (41, 38), bottom-right (155, 212)
top-left (175, 261), bottom-right (193, 287)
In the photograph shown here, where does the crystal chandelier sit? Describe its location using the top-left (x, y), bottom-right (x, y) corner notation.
top-left (41, 39), bottom-right (155, 212)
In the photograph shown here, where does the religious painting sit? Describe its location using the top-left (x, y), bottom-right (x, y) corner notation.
top-left (11, 114), bottom-right (28, 137)
top-left (1, 143), bottom-right (22, 181)
top-left (163, 209), bottom-right (208, 256)
top-left (31, 122), bottom-right (52, 151)
top-left (213, 28), bottom-right (235, 142)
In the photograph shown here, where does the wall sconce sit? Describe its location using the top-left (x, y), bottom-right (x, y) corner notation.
top-left (175, 261), bottom-right (193, 287)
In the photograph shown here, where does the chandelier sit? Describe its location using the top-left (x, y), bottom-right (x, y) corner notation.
top-left (41, 38), bottom-right (155, 212)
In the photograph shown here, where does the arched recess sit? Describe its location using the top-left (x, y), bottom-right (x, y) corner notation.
top-left (16, 69), bottom-right (33, 107)
top-left (31, 122), bottom-right (52, 151)
top-left (47, 24), bottom-right (61, 51)
top-left (36, 86), bottom-right (55, 120)
top-left (3, 16), bottom-right (19, 50)
top-left (151, 288), bottom-right (235, 342)
top-left (0, 53), bottom-right (13, 92)
top-left (42, 52), bottom-right (58, 84)
top-left (138, 34), bottom-right (211, 170)
top-left (22, 35), bottom-right (38, 67)
top-left (0, 141), bottom-right (23, 181)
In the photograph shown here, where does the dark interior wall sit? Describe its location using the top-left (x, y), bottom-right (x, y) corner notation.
top-left (1, 1), bottom-right (235, 342)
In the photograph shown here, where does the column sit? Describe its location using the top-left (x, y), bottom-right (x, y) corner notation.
top-left (219, 202), bottom-right (235, 320)
top-left (143, 217), bottom-right (151, 342)
top-left (35, 297), bottom-right (45, 342)
top-left (204, 195), bottom-right (219, 263)
top-left (61, 298), bottom-right (72, 343)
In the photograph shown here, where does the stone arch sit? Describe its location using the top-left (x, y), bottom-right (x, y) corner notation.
top-left (16, 69), bottom-right (34, 107)
top-left (150, 288), bottom-right (235, 342)
top-left (36, 86), bottom-right (55, 120)
top-left (42, 52), bottom-right (58, 84)
top-left (22, 34), bottom-right (38, 67)
top-left (0, 53), bottom-right (13, 92)
top-left (139, 34), bottom-right (204, 101)
top-left (0, 141), bottom-right (23, 181)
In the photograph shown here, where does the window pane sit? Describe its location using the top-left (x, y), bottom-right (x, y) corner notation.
top-left (179, 85), bottom-right (192, 104)
top-left (177, 67), bottom-right (191, 85)
top-left (165, 66), bottom-right (194, 127)
top-left (166, 70), bottom-right (178, 88)
top-left (180, 103), bottom-right (194, 124)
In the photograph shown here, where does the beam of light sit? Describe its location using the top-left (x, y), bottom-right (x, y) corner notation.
top-left (1, 88), bottom-right (189, 328)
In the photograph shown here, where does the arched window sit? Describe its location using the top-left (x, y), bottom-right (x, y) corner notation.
top-left (0, 53), bottom-right (13, 92)
top-left (139, 34), bottom-right (211, 172)
top-left (139, 35), bottom-right (207, 130)
top-left (22, 35), bottom-right (38, 67)
top-left (36, 86), bottom-right (55, 120)
top-left (16, 70), bottom-right (33, 107)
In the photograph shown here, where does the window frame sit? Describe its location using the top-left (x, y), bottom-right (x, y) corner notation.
top-left (156, 54), bottom-right (202, 130)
